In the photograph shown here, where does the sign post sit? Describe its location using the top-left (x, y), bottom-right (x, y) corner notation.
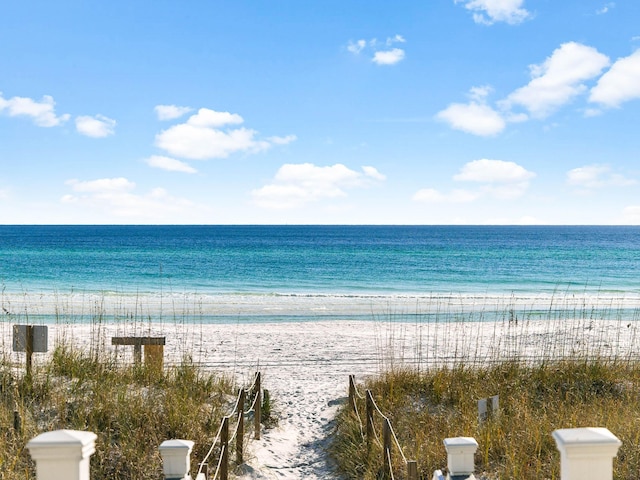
top-left (13, 325), bottom-right (48, 377)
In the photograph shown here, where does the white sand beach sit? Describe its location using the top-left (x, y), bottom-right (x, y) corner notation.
top-left (3, 316), bottom-right (639, 479)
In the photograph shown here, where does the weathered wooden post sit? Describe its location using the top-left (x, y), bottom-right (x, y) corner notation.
top-left (13, 324), bottom-right (48, 378)
top-left (552, 427), bottom-right (621, 480)
top-left (407, 460), bottom-right (418, 480)
top-left (25, 325), bottom-right (34, 377)
top-left (254, 372), bottom-right (262, 440)
top-left (366, 390), bottom-right (374, 451)
top-left (443, 437), bottom-right (478, 478)
top-left (237, 388), bottom-right (246, 465)
top-left (220, 416), bottom-right (229, 480)
top-left (159, 439), bottom-right (194, 480)
top-left (383, 417), bottom-right (392, 478)
top-left (27, 429), bottom-right (97, 480)
top-left (349, 375), bottom-right (357, 413)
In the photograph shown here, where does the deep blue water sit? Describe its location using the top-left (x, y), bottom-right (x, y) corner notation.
top-left (1, 225), bottom-right (640, 294)
top-left (1, 225), bottom-right (640, 321)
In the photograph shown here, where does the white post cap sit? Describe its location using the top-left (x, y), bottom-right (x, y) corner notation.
top-left (552, 428), bottom-right (621, 480)
top-left (159, 439), bottom-right (194, 480)
top-left (27, 430), bottom-right (97, 480)
top-left (443, 437), bottom-right (478, 476)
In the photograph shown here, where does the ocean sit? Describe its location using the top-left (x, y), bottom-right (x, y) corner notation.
top-left (1, 225), bottom-right (640, 323)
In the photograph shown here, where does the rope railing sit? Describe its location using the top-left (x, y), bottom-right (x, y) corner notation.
top-left (197, 371), bottom-right (262, 480)
top-left (348, 374), bottom-right (418, 480)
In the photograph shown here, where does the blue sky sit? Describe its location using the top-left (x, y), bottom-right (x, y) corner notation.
top-left (1, 0), bottom-right (639, 224)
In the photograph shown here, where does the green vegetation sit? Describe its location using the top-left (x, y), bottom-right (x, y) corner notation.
top-left (333, 359), bottom-right (640, 479)
top-left (0, 346), bottom-right (235, 480)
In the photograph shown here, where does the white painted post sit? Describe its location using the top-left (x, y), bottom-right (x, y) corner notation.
top-left (159, 439), bottom-right (194, 480)
top-left (552, 427), bottom-right (621, 480)
top-left (443, 437), bottom-right (478, 477)
top-left (26, 429), bottom-right (97, 480)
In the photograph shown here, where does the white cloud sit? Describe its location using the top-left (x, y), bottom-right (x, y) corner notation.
top-left (589, 50), bottom-right (640, 108)
top-left (154, 104), bottom-right (193, 121)
top-left (267, 134), bottom-right (297, 145)
top-left (0, 92), bottom-right (70, 127)
top-left (454, 159), bottom-right (535, 183)
top-left (436, 101), bottom-right (505, 136)
top-left (62, 177), bottom-right (200, 219)
top-left (252, 163), bottom-right (385, 209)
top-left (347, 39), bottom-right (366, 54)
top-left (186, 108), bottom-right (244, 127)
top-left (455, 0), bottom-right (530, 25)
top-left (566, 164), bottom-right (636, 189)
top-left (75, 114), bottom-right (116, 138)
top-left (372, 48), bottom-right (405, 65)
top-left (66, 177), bottom-right (135, 193)
top-left (414, 159), bottom-right (535, 204)
top-left (596, 2), bottom-right (614, 14)
top-left (155, 108), bottom-right (293, 160)
top-left (501, 42), bottom-right (610, 118)
top-left (347, 35), bottom-right (407, 65)
top-left (145, 155), bottom-right (197, 174)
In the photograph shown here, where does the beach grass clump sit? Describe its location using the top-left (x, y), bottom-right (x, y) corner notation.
top-left (332, 359), bottom-right (640, 479)
top-left (0, 345), bottom-right (235, 480)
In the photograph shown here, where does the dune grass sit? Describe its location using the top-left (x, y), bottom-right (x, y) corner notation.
top-left (332, 358), bottom-right (640, 479)
top-left (0, 345), bottom-right (236, 480)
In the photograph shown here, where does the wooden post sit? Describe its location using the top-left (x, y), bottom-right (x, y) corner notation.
top-left (553, 428), bottom-right (621, 480)
top-left (237, 388), bottom-right (245, 465)
top-left (254, 372), bottom-right (262, 440)
top-left (133, 344), bottom-right (142, 364)
top-left (26, 325), bottom-right (34, 378)
top-left (220, 416), bottom-right (229, 480)
top-left (366, 390), bottom-right (374, 452)
top-left (383, 418), bottom-right (392, 479)
top-left (349, 375), bottom-right (356, 413)
top-left (407, 460), bottom-right (418, 480)
top-left (27, 430), bottom-right (97, 480)
top-left (13, 410), bottom-right (22, 434)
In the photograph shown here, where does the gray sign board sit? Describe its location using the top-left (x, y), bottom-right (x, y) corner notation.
top-left (12, 325), bottom-right (48, 353)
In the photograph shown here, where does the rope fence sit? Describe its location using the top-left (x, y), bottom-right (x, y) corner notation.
top-left (197, 371), bottom-right (263, 480)
top-left (348, 375), bottom-right (418, 480)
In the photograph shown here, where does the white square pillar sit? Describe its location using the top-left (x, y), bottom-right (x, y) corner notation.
top-left (443, 437), bottom-right (478, 476)
top-left (27, 430), bottom-right (97, 480)
top-left (159, 439), bottom-right (194, 480)
top-left (552, 427), bottom-right (621, 480)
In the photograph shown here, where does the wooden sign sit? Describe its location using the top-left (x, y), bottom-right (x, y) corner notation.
top-left (13, 325), bottom-right (48, 353)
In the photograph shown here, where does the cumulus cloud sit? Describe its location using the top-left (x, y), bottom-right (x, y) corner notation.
top-left (145, 155), bottom-right (197, 173)
top-left (347, 35), bottom-right (406, 66)
top-left (155, 108), bottom-right (294, 160)
top-left (589, 50), bottom-right (640, 108)
top-left (454, 159), bottom-right (535, 183)
top-left (0, 92), bottom-right (70, 127)
top-left (436, 101), bottom-right (505, 136)
top-left (75, 114), bottom-right (116, 138)
top-left (155, 104), bottom-right (193, 121)
top-left (62, 177), bottom-right (200, 219)
top-left (414, 159), bottom-right (535, 203)
top-left (252, 163), bottom-right (385, 209)
top-left (566, 164), bottom-right (636, 189)
top-left (455, 0), bottom-right (530, 25)
top-left (372, 48), bottom-right (405, 65)
top-left (501, 42), bottom-right (610, 118)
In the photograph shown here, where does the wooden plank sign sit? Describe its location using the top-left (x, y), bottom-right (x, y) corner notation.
top-left (13, 325), bottom-right (48, 353)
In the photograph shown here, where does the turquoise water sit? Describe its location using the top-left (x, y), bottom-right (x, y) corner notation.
top-left (1, 225), bottom-right (640, 322)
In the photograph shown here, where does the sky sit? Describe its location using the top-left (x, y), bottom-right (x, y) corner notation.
top-left (1, 0), bottom-right (640, 225)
